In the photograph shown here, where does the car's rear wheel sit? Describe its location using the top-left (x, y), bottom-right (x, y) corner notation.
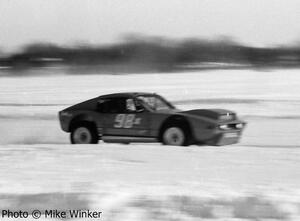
top-left (162, 126), bottom-right (188, 146)
top-left (70, 123), bottom-right (98, 144)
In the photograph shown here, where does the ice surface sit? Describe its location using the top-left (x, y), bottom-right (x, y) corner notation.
top-left (0, 69), bottom-right (300, 220)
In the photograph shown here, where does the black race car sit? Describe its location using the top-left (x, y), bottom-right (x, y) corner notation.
top-left (59, 92), bottom-right (246, 146)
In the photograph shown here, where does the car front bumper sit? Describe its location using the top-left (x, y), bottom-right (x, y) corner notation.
top-left (205, 131), bottom-right (242, 146)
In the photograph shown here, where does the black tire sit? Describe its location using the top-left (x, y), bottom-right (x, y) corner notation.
top-left (70, 122), bottom-right (98, 144)
top-left (162, 125), bottom-right (190, 146)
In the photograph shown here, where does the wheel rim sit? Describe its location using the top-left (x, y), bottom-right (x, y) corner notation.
top-left (73, 127), bottom-right (92, 144)
top-left (163, 127), bottom-right (185, 146)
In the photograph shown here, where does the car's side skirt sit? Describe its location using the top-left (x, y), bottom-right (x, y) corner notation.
top-left (102, 135), bottom-right (158, 143)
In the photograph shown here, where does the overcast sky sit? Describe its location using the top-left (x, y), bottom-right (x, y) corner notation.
top-left (1, 0), bottom-right (300, 52)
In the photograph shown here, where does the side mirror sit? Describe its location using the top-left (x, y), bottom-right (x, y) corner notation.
top-left (134, 99), bottom-right (147, 113)
top-left (136, 107), bottom-right (145, 113)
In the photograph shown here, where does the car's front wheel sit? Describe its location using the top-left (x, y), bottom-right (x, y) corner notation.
top-left (70, 123), bottom-right (98, 144)
top-left (162, 126), bottom-right (188, 146)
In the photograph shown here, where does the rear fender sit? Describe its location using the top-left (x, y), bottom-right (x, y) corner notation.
top-left (69, 114), bottom-right (96, 132)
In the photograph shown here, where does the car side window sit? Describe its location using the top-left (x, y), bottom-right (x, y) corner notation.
top-left (126, 99), bottom-right (136, 112)
top-left (98, 98), bottom-right (138, 113)
top-left (97, 98), bottom-right (124, 113)
top-left (97, 99), bottom-right (109, 113)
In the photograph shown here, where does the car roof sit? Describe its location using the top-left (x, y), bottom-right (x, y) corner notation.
top-left (98, 92), bottom-right (156, 99)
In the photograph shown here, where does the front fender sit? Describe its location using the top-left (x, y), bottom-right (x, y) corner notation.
top-left (185, 115), bottom-right (218, 142)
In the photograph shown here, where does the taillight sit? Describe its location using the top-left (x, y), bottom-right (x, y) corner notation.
top-left (60, 111), bottom-right (72, 117)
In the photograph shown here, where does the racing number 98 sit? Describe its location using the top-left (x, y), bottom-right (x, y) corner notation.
top-left (114, 114), bottom-right (136, 128)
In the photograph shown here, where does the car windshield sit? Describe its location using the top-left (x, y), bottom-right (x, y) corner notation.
top-left (137, 95), bottom-right (175, 111)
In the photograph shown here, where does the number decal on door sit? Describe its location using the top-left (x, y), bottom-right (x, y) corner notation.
top-left (114, 114), bottom-right (141, 128)
top-left (114, 114), bottom-right (126, 128)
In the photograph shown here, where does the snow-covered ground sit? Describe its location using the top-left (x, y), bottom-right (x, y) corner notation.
top-left (0, 69), bottom-right (300, 220)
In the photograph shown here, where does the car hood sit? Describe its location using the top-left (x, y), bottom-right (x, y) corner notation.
top-left (179, 109), bottom-right (236, 121)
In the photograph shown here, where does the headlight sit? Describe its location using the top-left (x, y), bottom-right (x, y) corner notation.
top-left (235, 123), bottom-right (243, 129)
top-left (219, 124), bottom-right (228, 130)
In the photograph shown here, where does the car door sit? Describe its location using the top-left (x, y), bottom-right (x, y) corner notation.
top-left (97, 97), bottom-right (151, 137)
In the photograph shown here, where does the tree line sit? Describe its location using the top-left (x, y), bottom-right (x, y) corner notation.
top-left (1, 36), bottom-right (300, 72)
